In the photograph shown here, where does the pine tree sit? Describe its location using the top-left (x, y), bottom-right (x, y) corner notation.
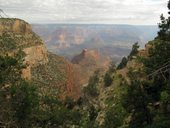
top-left (142, 1), bottom-right (170, 127)
top-left (0, 54), bottom-right (39, 127)
top-left (121, 71), bottom-right (152, 128)
top-left (128, 42), bottom-right (139, 59)
top-left (117, 57), bottom-right (128, 69)
top-left (158, 0), bottom-right (170, 41)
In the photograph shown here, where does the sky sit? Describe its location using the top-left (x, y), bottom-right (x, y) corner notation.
top-left (0, 0), bottom-right (169, 25)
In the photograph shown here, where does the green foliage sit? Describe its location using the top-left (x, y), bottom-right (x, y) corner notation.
top-left (78, 105), bottom-right (99, 128)
top-left (158, 15), bottom-right (170, 41)
top-left (161, 91), bottom-right (169, 103)
top-left (117, 57), bottom-right (128, 69)
top-left (146, 116), bottom-right (170, 128)
top-left (104, 72), bottom-right (113, 87)
top-left (136, 3), bottom-right (170, 128)
top-left (35, 96), bottom-right (82, 127)
top-left (103, 85), bottom-right (128, 128)
top-left (10, 80), bottom-right (39, 127)
top-left (121, 72), bottom-right (152, 128)
top-left (142, 12), bottom-right (170, 72)
top-left (0, 55), bottom-right (40, 127)
top-left (103, 105), bottom-right (126, 128)
top-left (0, 33), bottom-right (16, 52)
top-left (158, 0), bottom-right (170, 41)
top-left (104, 62), bottom-right (116, 87)
top-left (144, 40), bottom-right (170, 73)
top-left (142, 10), bottom-right (170, 127)
top-left (88, 105), bottom-right (98, 121)
top-left (0, 56), bottom-right (20, 84)
top-left (117, 42), bottom-right (139, 70)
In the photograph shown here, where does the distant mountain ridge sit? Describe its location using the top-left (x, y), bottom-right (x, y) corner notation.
top-left (32, 24), bottom-right (158, 61)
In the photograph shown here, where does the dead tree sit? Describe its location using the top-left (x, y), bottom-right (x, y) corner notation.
top-left (0, 9), bottom-right (9, 18)
top-left (147, 61), bottom-right (170, 80)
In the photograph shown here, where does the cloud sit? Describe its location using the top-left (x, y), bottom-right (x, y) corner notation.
top-left (0, 0), bottom-right (168, 24)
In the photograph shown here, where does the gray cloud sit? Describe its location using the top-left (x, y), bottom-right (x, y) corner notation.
top-left (0, 0), bottom-right (168, 25)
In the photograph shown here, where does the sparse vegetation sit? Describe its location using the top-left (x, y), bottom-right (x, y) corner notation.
top-left (0, 33), bottom-right (16, 52)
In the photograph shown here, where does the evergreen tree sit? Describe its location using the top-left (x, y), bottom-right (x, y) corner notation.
top-left (104, 72), bottom-right (113, 87)
top-left (121, 71), bottom-right (152, 128)
top-left (117, 57), bottom-right (128, 69)
top-left (128, 42), bottom-right (139, 59)
top-left (0, 54), bottom-right (39, 127)
top-left (142, 1), bottom-right (170, 127)
top-left (158, 0), bottom-right (170, 41)
top-left (104, 62), bottom-right (115, 87)
top-left (10, 80), bottom-right (39, 127)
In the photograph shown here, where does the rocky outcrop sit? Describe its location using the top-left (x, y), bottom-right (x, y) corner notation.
top-left (21, 66), bottom-right (31, 80)
top-left (72, 49), bottom-right (110, 85)
top-left (0, 18), bottom-right (32, 34)
top-left (72, 49), bottom-right (101, 65)
top-left (138, 43), bottom-right (152, 57)
top-left (23, 45), bottom-right (48, 66)
top-left (22, 45), bottom-right (48, 80)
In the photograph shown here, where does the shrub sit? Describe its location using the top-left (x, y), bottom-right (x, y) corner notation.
top-left (104, 72), bottom-right (113, 87)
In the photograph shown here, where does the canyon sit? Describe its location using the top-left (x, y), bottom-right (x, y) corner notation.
top-left (32, 24), bottom-right (158, 62)
top-left (0, 18), bottom-right (110, 99)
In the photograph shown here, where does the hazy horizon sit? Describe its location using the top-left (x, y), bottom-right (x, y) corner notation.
top-left (31, 23), bottom-right (158, 26)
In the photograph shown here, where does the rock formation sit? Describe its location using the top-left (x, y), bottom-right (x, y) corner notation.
top-left (72, 49), bottom-right (110, 85)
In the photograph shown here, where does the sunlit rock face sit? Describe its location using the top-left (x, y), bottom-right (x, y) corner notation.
top-left (0, 18), bottom-right (32, 34)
